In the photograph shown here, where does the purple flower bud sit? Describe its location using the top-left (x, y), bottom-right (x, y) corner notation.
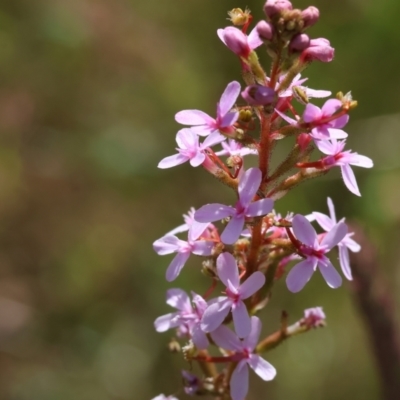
top-left (301, 38), bottom-right (334, 63)
top-left (264, 0), bottom-right (293, 18)
top-left (241, 85), bottom-right (277, 106)
top-left (219, 26), bottom-right (250, 57)
top-left (301, 6), bottom-right (320, 28)
top-left (289, 33), bottom-right (310, 52)
top-left (256, 20), bottom-right (274, 41)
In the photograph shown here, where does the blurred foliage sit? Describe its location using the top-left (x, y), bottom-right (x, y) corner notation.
top-left (0, 0), bottom-right (399, 399)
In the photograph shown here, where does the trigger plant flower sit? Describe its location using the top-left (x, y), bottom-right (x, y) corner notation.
top-left (217, 26), bottom-right (263, 58)
top-left (201, 252), bottom-right (265, 338)
top-left (286, 214), bottom-right (347, 292)
top-left (211, 317), bottom-right (276, 400)
top-left (194, 168), bottom-right (274, 244)
top-left (175, 81), bottom-right (241, 142)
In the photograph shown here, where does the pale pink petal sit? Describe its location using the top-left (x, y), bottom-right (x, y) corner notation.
top-left (246, 198), bottom-right (274, 217)
top-left (248, 354), bottom-right (277, 381)
top-left (321, 221), bottom-right (347, 249)
top-left (305, 88), bottom-right (331, 98)
top-left (292, 214), bottom-right (317, 246)
top-left (191, 125), bottom-right (216, 136)
top-left (189, 152), bottom-right (205, 167)
top-left (303, 103), bottom-right (322, 122)
top-left (239, 271), bottom-right (265, 299)
top-left (341, 164), bottom-right (360, 196)
top-left (330, 114), bottom-right (349, 129)
top-left (217, 29), bottom-right (227, 45)
top-left (312, 212), bottom-right (334, 231)
top-left (247, 26), bottom-right (263, 50)
top-left (242, 316), bottom-right (262, 350)
top-left (286, 258), bottom-right (317, 293)
top-left (343, 235), bottom-right (361, 252)
top-left (239, 168), bottom-right (262, 206)
top-left (230, 361), bottom-right (249, 400)
top-left (274, 108), bottom-right (297, 124)
top-left (220, 110), bottom-right (239, 127)
top-left (192, 240), bottom-right (214, 256)
top-left (210, 324), bottom-right (242, 351)
top-left (325, 127), bottom-right (348, 139)
top-left (202, 131), bottom-right (226, 148)
top-left (232, 301), bottom-right (251, 338)
top-left (153, 235), bottom-right (182, 255)
top-left (219, 81), bottom-right (241, 117)
top-left (314, 138), bottom-right (336, 155)
top-left (191, 324), bottom-right (209, 349)
top-left (217, 252), bottom-right (240, 288)
top-left (154, 312), bottom-right (180, 332)
top-left (318, 259), bottom-right (342, 288)
top-left (176, 128), bottom-right (197, 149)
top-left (166, 288), bottom-right (191, 310)
top-left (201, 298), bottom-right (232, 332)
top-left (195, 204), bottom-right (235, 223)
top-left (188, 221), bottom-right (209, 241)
top-left (347, 153), bottom-right (373, 168)
top-left (321, 98), bottom-right (342, 116)
top-left (166, 252), bottom-right (191, 282)
top-left (175, 109), bottom-right (214, 125)
top-left (158, 153), bottom-right (189, 169)
top-left (339, 245), bottom-right (352, 280)
top-left (327, 197), bottom-right (337, 222)
top-left (221, 215), bottom-right (245, 244)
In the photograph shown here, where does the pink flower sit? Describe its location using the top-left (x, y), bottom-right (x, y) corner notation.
top-left (154, 289), bottom-right (209, 349)
top-left (175, 81), bottom-right (241, 141)
top-left (312, 197), bottom-right (361, 279)
top-left (278, 73), bottom-right (331, 99)
top-left (194, 168), bottom-right (274, 244)
top-left (303, 98), bottom-right (349, 140)
top-left (211, 317), bottom-right (276, 400)
top-left (158, 128), bottom-right (223, 169)
top-left (217, 27), bottom-right (263, 58)
top-left (201, 252), bottom-right (265, 337)
top-left (286, 214), bottom-right (347, 292)
top-left (153, 227), bottom-right (215, 281)
top-left (315, 139), bottom-right (373, 196)
top-left (215, 139), bottom-right (258, 157)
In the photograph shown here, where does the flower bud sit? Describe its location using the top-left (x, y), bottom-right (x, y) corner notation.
top-left (264, 0), bottom-right (293, 18)
top-left (301, 6), bottom-right (320, 28)
top-left (218, 26), bottom-right (250, 57)
top-left (289, 33), bottom-right (310, 51)
top-left (241, 85), bottom-right (277, 106)
top-left (302, 307), bottom-right (326, 328)
top-left (301, 38), bottom-right (334, 62)
top-left (256, 20), bottom-right (274, 41)
top-left (296, 133), bottom-right (312, 151)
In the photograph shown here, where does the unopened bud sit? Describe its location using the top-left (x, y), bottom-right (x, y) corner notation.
top-left (264, 0), bottom-right (293, 18)
top-left (241, 85), bottom-right (277, 106)
top-left (301, 307), bottom-right (326, 328)
top-left (256, 20), bottom-right (274, 41)
top-left (301, 6), bottom-right (319, 28)
top-left (218, 27), bottom-right (250, 58)
top-left (289, 33), bottom-right (310, 51)
top-left (296, 132), bottom-right (312, 151)
top-left (301, 38), bottom-right (334, 63)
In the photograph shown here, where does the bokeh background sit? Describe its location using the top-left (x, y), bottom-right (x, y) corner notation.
top-left (0, 0), bottom-right (399, 399)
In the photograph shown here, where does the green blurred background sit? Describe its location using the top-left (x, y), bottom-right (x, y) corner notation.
top-left (0, 0), bottom-right (399, 399)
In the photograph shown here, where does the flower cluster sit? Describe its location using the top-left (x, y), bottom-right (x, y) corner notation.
top-left (152, 1), bottom-right (372, 399)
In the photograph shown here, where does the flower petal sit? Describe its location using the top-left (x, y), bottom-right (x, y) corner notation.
top-left (320, 221), bottom-right (347, 249)
top-left (239, 271), bottom-right (265, 299)
top-left (242, 316), bottom-right (262, 350)
top-left (312, 212), bottom-right (334, 232)
top-left (247, 26), bottom-right (263, 50)
top-left (220, 110), bottom-right (239, 128)
top-left (303, 103), bottom-right (322, 123)
top-left (248, 354), bottom-right (277, 381)
top-left (217, 252), bottom-right (239, 288)
top-left (158, 153), bottom-right (189, 169)
top-left (286, 258), bottom-right (317, 293)
top-left (339, 245), bottom-right (352, 280)
top-left (327, 197), bottom-right (337, 222)
top-left (195, 204), bottom-right (235, 223)
top-left (292, 214), bottom-right (317, 246)
top-left (221, 215), bottom-right (245, 244)
top-left (239, 168), bottom-right (262, 207)
top-left (153, 235), bottom-right (182, 255)
top-left (246, 198), bottom-right (274, 217)
top-left (218, 81), bottom-right (241, 117)
top-left (166, 288), bottom-right (191, 310)
top-left (175, 109), bottom-right (214, 125)
top-left (191, 323), bottom-right (209, 350)
top-left (154, 312), bottom-right (180, 332)
top-left (209, 324), bottom-right (242, 351)
top-left (201, 298), bottom-right (231, 332)
top-left (166, 252), bottom-right (190, 282)
top-left (318, 259), bottom-right (342, 288)
top-left (232, 301), bottom-right (251, 338)
top-left (189, 151), bottom-right (205, 167)
top-left (191, 240), bottom-right (214, 256)
top-left (230, 361), bottom-right (249, 400)
top-left (341, 164), bottom-right (360, 196)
